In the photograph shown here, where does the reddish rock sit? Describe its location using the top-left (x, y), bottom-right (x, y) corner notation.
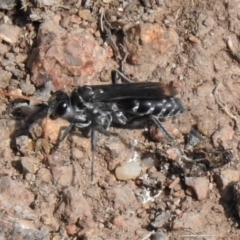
top-left (0, 176), bottom-right (34, 205)
top-left (140, 24), bottom-right (179, 50)
top-left (121, 23), bottom-right (179, 82)
top-left (41, 117), bottom-right (70, 144)
top-left (214, 169), bottom-right (240, 189)
top-left (65, 224), bottom-right (79, 236)
top-left (185, 177), bottom-right (209, 201)
top-left (106, 184), bottom-right (137, 209)
top-left (214, 170), bottom-right (240, 201)
top-left (113, 215), bottom-right (128, 228)
top-left (56, 186), bottom-right (95, 228)
top-left (212, 125), bottom-right (234, 148)
top-left (0, 176), bottom-right (44, 238)
top-left (27, 19), bottom-right (113, 90)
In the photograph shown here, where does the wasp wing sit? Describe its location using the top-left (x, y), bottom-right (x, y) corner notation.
top-left (89, 82), bottom-right (177, 102)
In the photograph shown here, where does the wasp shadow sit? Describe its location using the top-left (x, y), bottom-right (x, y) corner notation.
top-left (2, 99), bottom-right (48, 155)
top-left (216, 180), bottom-right (240, 226)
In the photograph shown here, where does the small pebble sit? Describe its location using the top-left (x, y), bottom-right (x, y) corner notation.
top-left (71, 147), bottom-right (84, 159)
top-left (115, 161), bottom-right (141, 181)
top-left (0, 24), bottom-right (21, 44)
top-left (151, 212), bottom-right (171, 228)
top-left (78, 9), bottom-right (92, 21)
top-left (16, 135), bottom-right (34, 155)
top-left (65, 224), bottom-right (78, 236)
top-left (15, 53), bottom-right (28, 63)
top-left (25, 173), bottom-right (36, 182)
top-left (36, 168), bottom-right (52, 183)
top-left (21, 156), bottom-right (40, 174)
top-left (41, 215), bottom-right (60, 232)
top-left (0, 43), bottom-right (10, 55)
top-left (0, 69), bottom-right (12, 88)
top-left (5, 52), bottom-right (15, 60)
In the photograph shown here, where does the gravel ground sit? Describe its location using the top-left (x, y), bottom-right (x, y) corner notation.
top-left (1, 0), bottom-right (240, 239)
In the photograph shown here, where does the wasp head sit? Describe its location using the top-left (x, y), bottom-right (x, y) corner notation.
top-left (48, 91), bottom-right (72, 120)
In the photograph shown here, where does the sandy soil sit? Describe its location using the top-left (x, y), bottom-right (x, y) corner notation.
top-left (0, 0), bottom-right (240, 239)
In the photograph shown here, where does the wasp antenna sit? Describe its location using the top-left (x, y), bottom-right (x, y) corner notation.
top-left (91, 147), bottom-right (95, 182)
top-left (90, 126), bottom-right (97, 182)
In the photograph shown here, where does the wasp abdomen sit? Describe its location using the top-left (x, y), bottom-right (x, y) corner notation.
top-left (118, 98), bottom-right (184, 118)
top-left (153, 98), bottom-right (184, 118)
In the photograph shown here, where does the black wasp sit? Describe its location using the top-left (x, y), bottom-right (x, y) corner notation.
top-left (46, 70), bottom-right (184, 179)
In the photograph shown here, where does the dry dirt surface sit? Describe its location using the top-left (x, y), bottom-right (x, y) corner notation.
top-left (1, 0), bottom-right (240, 239)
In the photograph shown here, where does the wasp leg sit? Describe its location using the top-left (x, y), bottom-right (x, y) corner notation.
top-left (111, 69), bottom-right (132, 84)
top-left (150, 115), bottom-right (184, 155)
top-left (126, 115), bottom-right (175, 140)
top-left (150, 115), bottom-right (174, 141)
top-left (124, 115), bottom-right (149, 128)
top-left (81, 126), bottom-right (91, 138)
top-left (90, 125), bottom-right (95, 181)
top-left (50, 122), bottom-right (74, 154)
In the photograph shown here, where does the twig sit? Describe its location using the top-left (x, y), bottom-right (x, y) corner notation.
top-left (213, 80), bottom-right (240, 129)
top-left (99, 7), bottom-right (105, 32)
top-left (119, 44), bottom-right (129, 72)
top-left (0, 90), bottom-right (43, 104)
